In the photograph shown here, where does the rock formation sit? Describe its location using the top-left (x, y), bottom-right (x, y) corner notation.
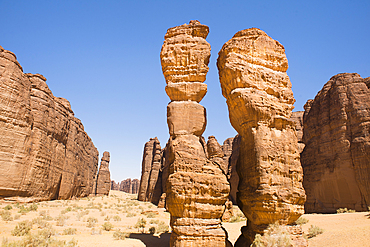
top-left (291, 111), bottom-right (305, 153)
top-left (111, 180), bottom-right (119, 191)
top-left (217, 28), bottom-right (306, 246)
top-left (0, 45), bottom-right (99, 201)
top-left (120, 178), bottom-right (140, 194)
top-left (301, 73), bottom-right (370, 213)
top-left (161, 21), bottom-right (230, 246)
top-left (95, 151), bottom-right (111, 196)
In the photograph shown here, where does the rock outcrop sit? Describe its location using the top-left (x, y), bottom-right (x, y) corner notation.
top-left (138, 137), bottom-right (164, 203)
top-left (0, 45), bottom-right (99, 201)
top-left (111, 180), bottom-right (119, 191)
top-left (301, 73), bottom-right (370, 213)
top-left (291, 111), bottom-right (305, 153)
top-left (217, 28), bottom-right (306, 246)
top-left (120, 178), bottom-right (140, 194)
top-left (161, 21), bottom-right (230, 246)
top-left (95, 151), bottom-right (111, 196)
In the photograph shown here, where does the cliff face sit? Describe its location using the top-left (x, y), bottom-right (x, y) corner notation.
top-left (217, 28), bottom-right (306, 246)
top-left (161, 21), bottom-right (230, 247)
top-left (0, 46), bottom-right (99, 201)
top-left (302, 73), bottom-right (370, 213)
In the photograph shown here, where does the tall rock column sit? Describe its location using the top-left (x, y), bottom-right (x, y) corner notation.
top-left (217, 28), bottom-right (306, 246)
top-left (96, 151), bottom-right (111, 196)
top-left (161, 21), bottom-right (230, 246)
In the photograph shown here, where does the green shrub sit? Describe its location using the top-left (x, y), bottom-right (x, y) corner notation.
top-left (113, 229), bottom-right (129, 240)
top-left (87, 217), bottom-right (98, 228)
top-left (295, 216), bottom-right (309, 225)
top-left (307, 225), bottom-right (324, 238)
top-left (102, 222), bottom-right (114, 231)
top-left (149, 226), bottom-right (156, 234)
top-left (11, 220), bottom-right (33, 236)
top-left (63, 228), bottom-right (77, 235)
top-left (4, 205), bottom-right (12, 210)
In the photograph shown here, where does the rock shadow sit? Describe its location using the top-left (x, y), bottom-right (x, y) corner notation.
top-left (129, 232), bottom-right (170, 247)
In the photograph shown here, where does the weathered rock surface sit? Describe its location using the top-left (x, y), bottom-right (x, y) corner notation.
top-left (95, 151), bottom-right (111, 196)
top-left (161, 21), bottom-right (230, 247)
top-left (301, 73), bottom-right (370, 213)
top-left (119, 178), bottom-right (140, 194)
top-left (111, 180), bottom-right (119, 191)
top-left (217, 28), bottom-right (306, 246)
top-left (138, 137), bottom-right (163, 202)
top-left (0, 46), bottom-right (99, 201)
top-left (291, 111), bottom-right (305, 153)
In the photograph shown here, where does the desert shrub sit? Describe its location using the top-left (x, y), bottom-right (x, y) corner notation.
top-left (113, 215), bottom-right (121, 221)
top-left (102, 222), bottom-right (114, 231)
top-left (4, 230), bottom-right (77, 247)
top-left (14, 214), bottom-right (21, 220)
top-left (55, 214), bottom-right (69, 226)
top-left (63, 228), bottom-right (77, 235)
top-left (113, 229), bottom-right (129, 240)
top-left (0, 210), bottom-right (13, 221)
top-left (18, 203), bottom-right (38, 214)
top-left (135, 218), bottom-right (146, 233)
top-left (145, 212), bottom-right (157, 218)
top-left (29, 203), bottom-right (38, 212)
top-left (4, 205), bottom-right (12, 210)
top-left (229, 215), bottom-right (243, 223)
top-left (87, 217), bottom-right (98, 228)
top-left (307, 225), bottom-right (324, 238)
top-left (149, 226), bottom-right (156, 234)
top-left (126, 212), bottom-right (136, 217)
top-left (149, 219), bottom-right (159, 224)
top-left (148, 204), bottom-right (153, 209)
top-left (11, 220), bottom-right (33, 236)
top-left (32, 217), bottom-right (51, 228)
top-left (104, 215), bottom-right (112, 221)
top-left (295, 216), bottom-right (309, 225)
top-left (251, 224), bottom-right (292, 247)
top-left (91, 228), bottom-right (102, 235)
top-left (76, 210), bottom-right (89, 220)
top-left (157, 221), bottom-right (169, 233)
top-left (336, 208), bottom-right (355, 213)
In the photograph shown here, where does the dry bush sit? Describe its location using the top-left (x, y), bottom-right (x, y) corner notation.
top-left (336, 208), bottom-right (355, 213)
top-left (149, 219), bottom-right (159, 224)
top-left (87, 217), bottom-right (98, 228)
top-left (157, 221), bottom-right (169, 234)
top-left (113, 215), bottom-right (121, 221)
top-left (32, 217), bottom-right (51, 228)
top-left (63, 228), bottom-right (77, 235)
top-left (113, 229), bottom-right (129, 240)
top-left (102, 222), bottom-right (114, 231)
top-left (149, 226), bottom-right (156, 234)
top-left (295, 216), bottom-right (309, 225)
top-left (55, 214), bottom-right (69, 226)
top-left (11, 220), bottom-right (33, 236)
top-left (126, 212), bottom-right (136, 217)
top-left (135, 218), bottom-right (146, 233)
top-left (4, 205), bottom-right (12, 210)
top-left (0, 210), bottom-right (13, 221)
top-left (251, 224), bottom-right (292, 247)
top-left (307, 225), bottom-right (324, 238)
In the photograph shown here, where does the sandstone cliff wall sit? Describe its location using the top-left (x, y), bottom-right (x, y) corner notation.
top-left (95, 151), bottom-right (111, 196)
top-left (302, 73), bottom-right (370, 213)
top-left (0, 45), bottom-right (99, 201)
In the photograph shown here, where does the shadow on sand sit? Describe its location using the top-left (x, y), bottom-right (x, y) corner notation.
top-left (129, 232), bottom-right (171, 247)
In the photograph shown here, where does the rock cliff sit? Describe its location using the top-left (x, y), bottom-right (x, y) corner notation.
top-left (301, 73), bottom-right (370, 213)
top-left (217, 28), bottom-right (306, 246)
top-left (0, 45), bottom-right (99, 201)
top-left (161, 21), bottom-right (230, 246)
top-left (95, 151), bottom-right (111, 196)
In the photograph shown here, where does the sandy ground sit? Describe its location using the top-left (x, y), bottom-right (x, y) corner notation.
top-left (0, 190), bottom-right (369, 246)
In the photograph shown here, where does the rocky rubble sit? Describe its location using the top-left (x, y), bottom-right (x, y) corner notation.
top-left (217, 28), bottom-right (306, 246)
top-left (161, 21), bottom-right (231, 246)
top-left (301, 73), bottom-right (370, 213)
top-left (0, 45), bottom-right (100, 201)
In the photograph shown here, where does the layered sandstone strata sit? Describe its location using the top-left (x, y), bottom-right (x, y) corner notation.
top-left (302, 73), bottom-right (370, 213)
top-left (291, 111), bottom-right (305, 153)
top-left (111, 181), bottom-right (119, 191)
top-left (95, 151), bottom-right (111, 196)
top-left (0, 46), bottom-right (99, 201)
top-left (217, 28), bottom-right (306, 246)
top-left (161, 21), bottom-right (230, 246)
top-left (120, 178), bottom-right (140, 194)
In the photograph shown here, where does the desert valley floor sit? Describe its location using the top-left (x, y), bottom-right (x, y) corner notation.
top-left (0, 190), bottom-right (369, 247)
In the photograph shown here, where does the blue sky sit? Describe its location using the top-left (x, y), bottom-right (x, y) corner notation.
top-left (1, 1), bottom-right (369, 181)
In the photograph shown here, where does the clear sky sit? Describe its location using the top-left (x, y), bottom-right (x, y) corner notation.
top-left (1, 1), bottom-right (369, 182)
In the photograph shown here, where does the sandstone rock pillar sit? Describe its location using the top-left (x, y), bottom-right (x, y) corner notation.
top-left (217, 28), bottom-right (306, 246)
top-left (161, 21), bottom-right (230, 246)
top-left (96, 151), bottom-right (111, 196)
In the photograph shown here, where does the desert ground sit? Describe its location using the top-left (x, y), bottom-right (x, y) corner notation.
top-left (0, 190), bottom-right (369, 247)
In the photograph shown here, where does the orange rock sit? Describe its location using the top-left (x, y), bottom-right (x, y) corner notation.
top-left (217, 28), bottom-right (306, 246)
